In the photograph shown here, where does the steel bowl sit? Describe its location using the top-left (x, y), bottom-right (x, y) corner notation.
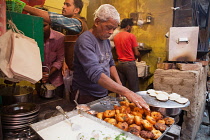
top-left (150, 106), bottom-right (181, 116)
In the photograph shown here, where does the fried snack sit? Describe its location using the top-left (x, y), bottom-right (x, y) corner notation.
top-left (115, 113), bottom-right (129, 122)
top-left (146, 115), bottom-right (156, 125)
top-left (126, 114), bottom-right (135, 124)
top-left (154, 123), bottom-right (167, 131)
top-left (133, 107), bottom-right (144, 114)
top-left (103, 110), bottom-right (115, 118)
top-left (129, 103), bottom-right (136, 110)
top-left (105, 118), bottom-right (117, 126)
top-left (96, 112), bottom-right (104, 120)
top-left (120, 100), bottom-right (130, 106)
top-left (134, 115), bottom-right (143, 125)
top-left (128, 127), bottom-right (140, 136)
top-left (151, 111), bottom-right (163, 121)
top-left (144, 108), bottom-right (151, 116)
top-left (151, 129), bottom-right (162, 139)
top-left (139, 130), bottom-right (155, 139)
top-left (120, 106), bottom-right (131, 114)
top-left (164, 117), bottom-right (175, 125)
top-left (157, 119), bottom-right (165, 124)
top-left (129, 124), bottom-right (141, 131)
top-left (116, 122), bottom-right (129, 131)
top-left (131, 111), bottom-right (143, 118)
top-left (142, 120), bottom-right (153, 131)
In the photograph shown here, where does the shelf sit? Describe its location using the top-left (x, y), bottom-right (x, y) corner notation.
top-left (139, 73), bottom-right (153, 79)
top-left (138, 47), bottom-right (152, 53)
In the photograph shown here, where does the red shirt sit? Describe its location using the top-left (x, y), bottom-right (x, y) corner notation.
top-left (114, 31), bottom-right (138, 61)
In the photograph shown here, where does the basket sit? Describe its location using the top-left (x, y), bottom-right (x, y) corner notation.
top-left (6, 0), bottom-right (26, 13)
top-left (14, 0), bottom-right (26, 13)
top-left (6, 0), bottom-right (16, 12)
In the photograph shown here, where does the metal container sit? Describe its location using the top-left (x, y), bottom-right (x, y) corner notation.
top-left (150, 106), bottom-right (181, 116)
top-left (136, 91), bottom-right (190, 116)
top-left (0, 85), bottom-right (34, 106)
top-left (39, 83), bottom-right (56, 98)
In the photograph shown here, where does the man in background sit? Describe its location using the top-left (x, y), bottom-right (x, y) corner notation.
top-left (114, 18), bottom-right (140, 92)
top-left (41, 21), bottom-right (65, 98)
top-left (16, 0), bottom-right (88, 70)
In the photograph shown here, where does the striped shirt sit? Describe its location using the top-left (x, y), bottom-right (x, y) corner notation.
top-left (48, 12), bottom-right (82, 33)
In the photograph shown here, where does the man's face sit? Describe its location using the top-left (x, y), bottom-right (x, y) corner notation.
top-left (95, 18), bottom-right (119, 40)
top-left (62, 0), bottom-right (79, 17)
top-left (43, 22), bottom-right (50, 38)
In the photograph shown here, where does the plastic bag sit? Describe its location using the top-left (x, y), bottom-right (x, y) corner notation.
top-left (63, 69), bottom-right (73, 101)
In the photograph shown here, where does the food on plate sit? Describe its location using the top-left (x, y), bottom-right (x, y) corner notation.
top-left (147, 89), bottom-right (157, 97)
top-left (103, 110), bottom-right (116, 118)
top-left (164, 117), bottom-right (175, 125)
top-left (96, 100), bottom-right (175, 139)
top-left (129, 102), bottom-right (136, 110)
top-left (146, 115), bottom-right (156, 125)
top-left (152, 129), bottom-right (162, 139)
top-left (76, 104), bottom-right (90, 111)
top-left (115, 113), bottom-right (129, 122)
top-left (156, 93), bottom-right (168, 101)
top-left (133, 106), bottom-right (144, 114)
top-left (175, 97), bottom-right (189, 104)
top-left (128, 127), bottom-right (140, 136)
top-left (139, 130), bottom-right (155, 139)
top-left (104, 118), bottom-right (117, 125)
top-left (126, 114), bottom-right (135, 124)
top-left (96, 112), bottom-right (104, 120)
top-left (120, 100), bottom-right (130, 106)
top-left (116, 122), bottom-right (129, 131)
top-left (169, 93), bottom-right (181, 101)
top-left (134, 115), bottom-right (143, 125)
top-left (151, 111), bottom-right (163, 121)
top-left (129, 124), bottom-right (141, 131)
top-left (154, 123), bottom-right (167, 131)
top-left (142, 120), bottom-right (153, 131)
top-left (157, 119), bottom-right (166, 124)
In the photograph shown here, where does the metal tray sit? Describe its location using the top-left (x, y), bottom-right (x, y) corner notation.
top-left (136, 91), bottom-right (190, 108)
top-left (30, 110), bottom-right (142, 140)
top-left (86, 96), bottom-right (174, 140)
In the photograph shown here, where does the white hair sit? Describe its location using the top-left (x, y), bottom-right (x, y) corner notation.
top-left (94, 4), bottom-right (120, 24)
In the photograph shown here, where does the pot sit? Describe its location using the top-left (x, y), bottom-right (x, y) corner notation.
top-left (39, 83), bottom-right (56, 98)
top-left (0, 85), bottom-right (33, 106)
top-left (150, 106), bottom-right (181, 116)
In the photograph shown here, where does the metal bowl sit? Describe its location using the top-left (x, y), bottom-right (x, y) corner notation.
top-left (150, 106), bottom-right (181, 116)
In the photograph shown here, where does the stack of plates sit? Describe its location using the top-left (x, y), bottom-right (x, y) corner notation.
top-left (1, 102), bottom-right (40, 132)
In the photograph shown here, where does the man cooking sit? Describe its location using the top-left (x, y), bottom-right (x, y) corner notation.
top-left (71, 4), bottom-right (150, 110)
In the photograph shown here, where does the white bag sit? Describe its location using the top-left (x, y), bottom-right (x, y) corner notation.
top-left (0, 20), bottom-right (42, 84)
top-left (136, 61), bottom-right (146, 77)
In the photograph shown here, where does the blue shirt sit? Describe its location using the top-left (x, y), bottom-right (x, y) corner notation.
top-left (72, 31), bottom-right (115, 97)
top-left (49, 12), bottom-right (82, 33)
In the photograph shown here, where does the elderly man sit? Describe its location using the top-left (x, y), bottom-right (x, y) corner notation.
top-left (72, 4), bottom-right (149, 110)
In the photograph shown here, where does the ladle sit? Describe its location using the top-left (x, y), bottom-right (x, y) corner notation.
top-left (56, 106), bottom-right (72, 127)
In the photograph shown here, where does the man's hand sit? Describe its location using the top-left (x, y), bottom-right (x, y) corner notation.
top-left (42, 72), bottom-right (49, 83)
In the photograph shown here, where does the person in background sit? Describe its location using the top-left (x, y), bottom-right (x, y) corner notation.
top-left (42, 21), bottom-right (65, 98)
top-left (108, 26), bottom-right (120, 48)
top-left (17, 0), bottom-right (88, 71)
top-left (71, 4), bottom-right (149, 110)
top-left (114, 18), bottom-right (140, 92)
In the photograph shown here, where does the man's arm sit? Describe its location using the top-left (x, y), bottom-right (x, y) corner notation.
top-left (97, 73), bottom-right (150, 110)
top-left (24, 5), bottom-right (51, 23)
top-left (110, 65), bottom-right (122, 85)
top-left (133, 47), bottom-right (141, 62)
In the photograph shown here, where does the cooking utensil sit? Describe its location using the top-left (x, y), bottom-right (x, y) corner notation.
top-left (39, 66), bottom-right (56, 98)
top-left (136, 91), bottom-right (190, 116)
top-left (0, 85), bottom-right (34, 105)
top-left (56, 106), bottom-right (72, 127)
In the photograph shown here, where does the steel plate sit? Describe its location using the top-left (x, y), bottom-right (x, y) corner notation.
top-left (136, 91), bottom-right (190, 108)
